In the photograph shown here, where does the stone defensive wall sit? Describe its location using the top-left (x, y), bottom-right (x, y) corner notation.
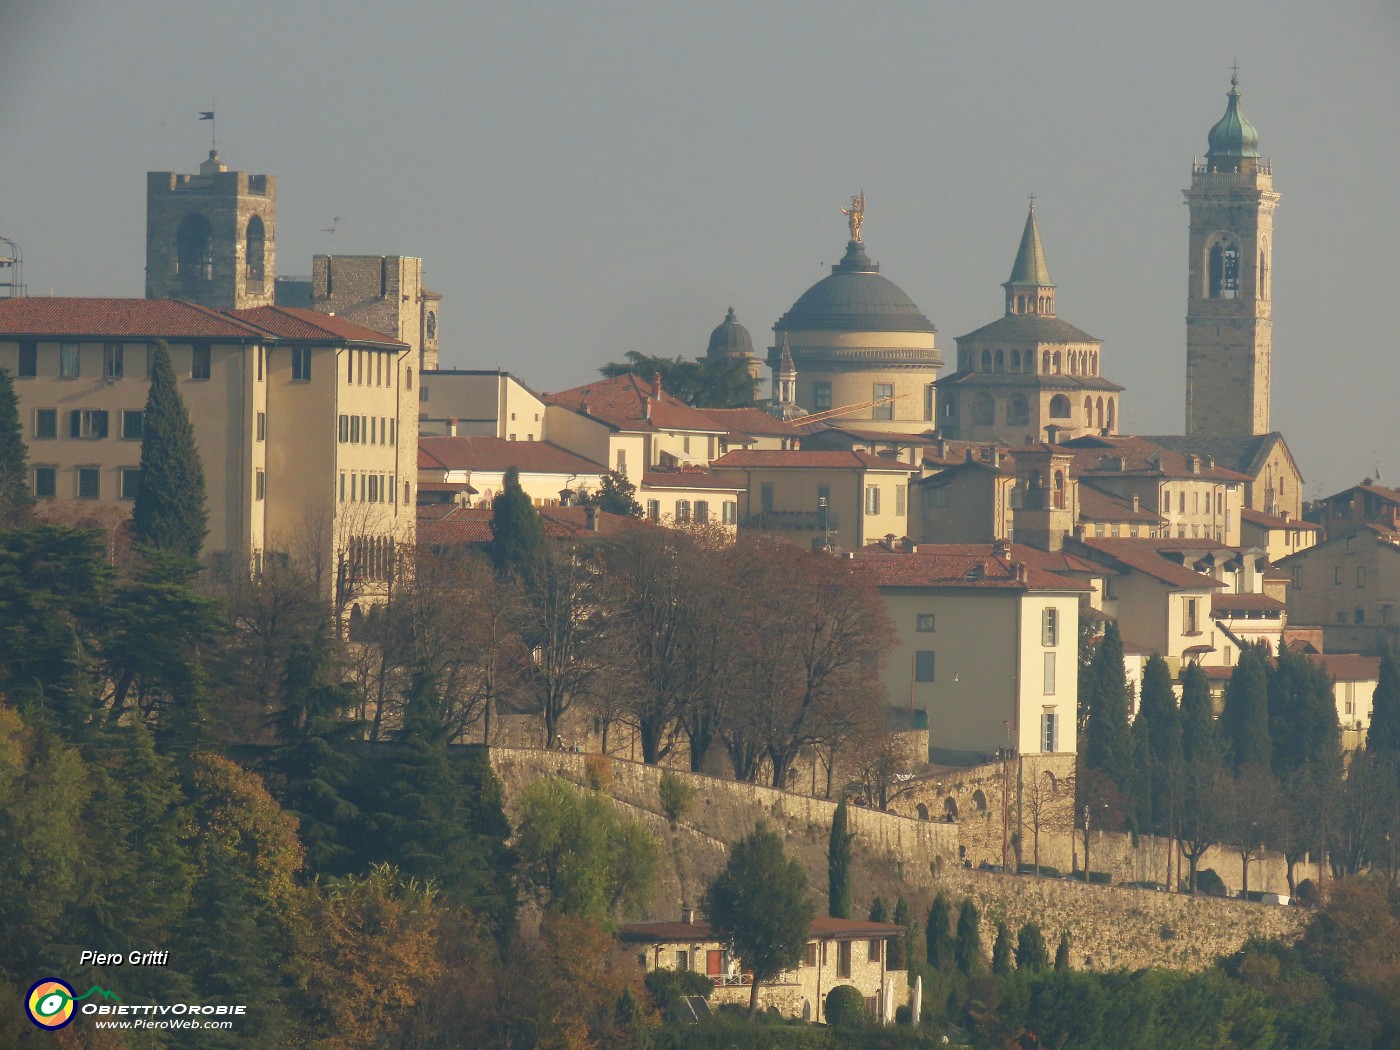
top-left (488, 748), bottom-right (1308, 972)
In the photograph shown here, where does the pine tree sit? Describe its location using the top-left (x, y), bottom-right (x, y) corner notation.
top-left (891, 896), bottom-right (912, 970)
top-left (1084, 621), bottom-right (1133, 793)
top-left (926, 891), bottom-right (953, 969)
top-left (1368, 649), bottom-right (1400, 755)
top-left (578, 471), bottom-right (642, 518)
top-left (1015, 922), bottom-right (1048, 971)
top-left (991, 921), bottom-right (1013, 975)
top-left (490, 466), bottom-right (546, 579)
top-left (1054, 930), bottom-right (1071, 970)
top-left (0, 367), bottom-right (31, 526)
top-left (1221, 643), bottom-right (1272, 772)
top-left (132, 341), bottom-right (207, 558)
top-left (1135, 653), bottom-right (1183, 833)
top-left (954, 899), bottom-right (982, 976)
top-left (827, 795), bottom-right (853, 918)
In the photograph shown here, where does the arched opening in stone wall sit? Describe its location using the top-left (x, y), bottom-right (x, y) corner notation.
top-left (176, 213), bottom-right (214, 287)
top-left (245, 215), bottom-right (265, 280)
top-left (916, 803), bottom-right (929, 821)
top-left (943, 797), bottom-right (958, 821)
top-left (972, 392), bottom-right (995, 426)
top-left (1049, 395), bottom-right (1070, 420)
top-left (971, 789), bottom-right (988, 812)
top-left (1007, 394), bottom-right (1029, 427)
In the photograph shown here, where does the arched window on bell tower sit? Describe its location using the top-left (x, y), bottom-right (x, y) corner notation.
top-left (1208, 237), bottom-right (1240, 299)
top-left (177, 213), bottom-right (214, 287)
top-left (246, 216), bottom-right (266, 281)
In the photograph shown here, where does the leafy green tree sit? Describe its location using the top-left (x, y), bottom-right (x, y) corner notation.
top-left (1015, 923), bottom-right (1049, 972)
top-left (513, 776), bottom-right (657, 924)
top-left (0, 367), bottom-right (31, 526)
top-left (1083, 621), bottom-right (1133, 794)
top-left (828, 794), bottom-right (853, 918)
top-left (1134, 653), bottom-right (1183, 834)
top-left (1054, 931), bottom-right (1071, 971)
top-left (132, 340), bottom-right (208, 557)
top-left (1221, 642), bottom-right (1272, 772)
top-left (701, 822), bottom-right (815, 1017)
top-left (892, 896), bottom-right (913, 970)
top-left (599, 352), bottom-right (756, 409)
top-left (579, 470), bottom-right (642, 517)
top-left (992, 921), bottom-right (1013, 975)
top-left (1368, 648), bottom-right (1400, 755)
top-left (927, 891), bottom-right (953, 969)
top-left (955, 898), bottom-right (982, 976)
top-left (490, 466), bottom-right (546, 579)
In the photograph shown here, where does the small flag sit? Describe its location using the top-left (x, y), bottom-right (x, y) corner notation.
top-left (199, 111), bottom-right (214, 120)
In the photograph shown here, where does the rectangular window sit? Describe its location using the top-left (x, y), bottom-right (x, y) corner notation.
top-left (804, 943), bottom-right (818, 968)
top-left (1334, 567), bottom-right (1342, 586)
top-left (916, 613), bottom-right (936, 632)
top-left (1291, 566), bottom-right (1302, 590)
top-left (1043, 651), bottom-right (1057, 695)
top-left (722, 501), bottom-right (738, 525)
top-left (873, 383), bottom-right (894, 420)
top-left (837, 941), bottom-right (852, 979)
top-left (695, 500), bottom-right (709, 523)
top-left (389, 419), bottom-right (396, 446)
top-left (17, 343), bottom-right (36, 377)
top-left (1178, 491), bottom-right (1185, 514)
top-left (256, 411), bottom-right (266, 442)
top-left (339, 415), bottom-right (349, 442)
top-left (76, 466), bottom-right (99, 499)
top-left (683, 435), bottom-right (691, 454)
top-left (1041, 712), bottom-right (1058, 753)
top-left (1357, 566), bottom-right (1368, 588)
top-left (615, 449), bottom-right (628, 475)
top-left (865, 485), bottom-right (881, 516)
top-left (368, 475), bottom-right (379, 503)
top-left (1185, 597), bottom-right (1199, 634)
top-left (60, 343), bottom-right (80, 378)
top-left (191, 344), bottom-right (211, 380)
top-left (676, 950), bottom-right (689, 973)
top-left (346, 353), bottom-right (354, 384)
top-left (255, 470), bottom-right (265, 501)
top-left (34, 408), bottom-right (57, 439)
top-left (257, 346), bottom-right (264, 381)
top-left (121, 410), bottom-right (143, 440)
top-left (646, 499), bottom-right (660, 521)
top-left (370, 417), bottom-right (378, 445)
top-left (895, 484), bottom-right (907, 516)
top-left (69, 409), bottom-right (109, 439)
top-left (1042, 607), bottom-right (1058, 646)
top-left (814, 382), bottom-right (832, 411)
top-left (867, 939), bottom-right (881, 962)
top-left (350, 416), bottom-right (361, 443)
top-left (675, 500), bottom-right (691, 523)
top-left (103, 342), bottom-right (123, 379)
top-left (356, 352), bottom-right (364, 385)
top-left (760, 483), bottom-right (775, 514)
top-left (914, 650), bottom-right (935, 682)
top-left (339, 472), bottom-right (346, 502)
top-left (32, 466), bottom-right (55, 498)
top-left (292, 346), bottom-right (312, 382)
top-left (119, 468), bottom-right (140, 500)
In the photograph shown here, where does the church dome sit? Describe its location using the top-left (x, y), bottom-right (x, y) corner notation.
top-left (1206, 75), bottom-right (1260, 165)
top-left (775, 240), bottom-right (935, 335)
top-left (706, 306), bottom-right (755, 359)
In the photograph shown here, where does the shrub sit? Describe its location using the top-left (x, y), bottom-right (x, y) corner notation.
top-left (585, 753), bottom-right (612, 792)
top-left (644, 968), bottom-right (713, 1022)
top-left (1197, 868), bottom-right (1228, 897)
top-left (824, 985), bottom-right (867, 1027)
top-left (1086, 870), bottom-right (1112, 885)
top-left (659, 770), bottom-right (692, 825)
top-left (1017, 863), bottom-right (1062, 878)
top-left (1295, 878), bottom-right (1319, 906)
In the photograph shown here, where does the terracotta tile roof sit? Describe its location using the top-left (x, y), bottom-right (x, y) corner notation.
top-left (850, 551), bottom-right (1090, 591)
top-left (1061, 435), bottom-right (1251, 482)
top-left (641, 468), bottom-right (744, 491)
top-left (1141, 433), bottom-right (1290, 480)
top-left (922, 440), bottom-right (1005, 469)
top-left (710, 450), bottom-right (920, 472)
top-left (417, 505), bottom-right (642, 546)
top-left (1073, 538), bottom-right (1226, 590)
top-left (0, 297), bottom-right (268, 339)
top-left (1211, 593), bottom-right (1285, 615)
top-left (1318, 482), bottom-right (1400, 507)
top-left (1240, 508), bottom-right (1319, 531)
top-left (801, 423), bottom-right (937, 445)
top-left (698, 407), bottom-right (805, 438)
top-left (1306, 653), bottom-right (1381, 682)
top-left (879, 542), bottom-right (1103, 576)
top-left (418, 436), bottom-right (605, 475)
top-left (230, 305), bottom-right (409, 346)
top-left (1077, 482), bottom-right (1166, 524)
top-left (618, 916), bottom-right (907, 944)
top-left (545, 373), bottom-right (729, 433)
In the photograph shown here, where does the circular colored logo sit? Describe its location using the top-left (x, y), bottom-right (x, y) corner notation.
top-left (26, 978), bottom-right (76, 1029)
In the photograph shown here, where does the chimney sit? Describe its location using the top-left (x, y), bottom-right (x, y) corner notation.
top-left (652, 371), bottom-right (663, 399)
top-left (1282, 511), bottom-right (1291, 523)
top-left (993, 538), bottom-right (1011, 558)
top-left (681, 904), bottom-right (694, 925)
top-left (1130, 494), bottom-right (1140, 513)
top-left (1073, 523), bottom-right (1087, 541)
top-left (936, 438), bottom-right (948, 459)
top-left (585, 505), bottom-right (599, 532)
top-left (965, 449), bottom-right (974, 464)
top-left (1015, 562), bottom-right (1028, 584)
top-left (1187, 454), bottom-right (1200, 474)
top-left (446, 418), bottom-right (458, 437)
top-left (1114, 456), bottom-right (1127, 472)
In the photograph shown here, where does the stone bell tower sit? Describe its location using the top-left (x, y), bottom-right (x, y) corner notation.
top-left (1184, 74), bottom-right (1279, 438)
top-left (146, 150), bottom-right (276, 309)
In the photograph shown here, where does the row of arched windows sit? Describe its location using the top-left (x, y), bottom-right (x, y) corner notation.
top-left (965, 347), bottom-right (1100, 377)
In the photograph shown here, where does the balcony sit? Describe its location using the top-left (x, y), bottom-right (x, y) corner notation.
top-left (743, 510), bottom-right (840, 532)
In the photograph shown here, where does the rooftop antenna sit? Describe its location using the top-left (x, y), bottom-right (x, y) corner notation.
top-left (321, 216), bottom-right (343, 252)
top-left (0, 236), bottom-right (25, 297)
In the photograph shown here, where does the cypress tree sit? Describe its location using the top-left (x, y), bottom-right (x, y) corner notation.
top-left (827, 795), bottom-right (853, 918)
top-left (1054, 930), bottom-right (1071, 970)
top-left (1221, 643), bottom-right (1271, 772)
top-left (132, 341), bottom-right (207, 558)
top-left (0, 367), bottom-right (31, 526)
top-left (991, 921), bottom-right (1012, 975)
top-left (926, 891), bottom-right (953, 969)
top-left (1015, 922), bottom-right (1048, 972)
top-left (1084, 621), bottom-right (1133, 793)
top-left (954, 899), bottom-right (981, 976)
top-left (891, 896), bottom-right (912, 970)
top-left (1266, 647), bottom-right (1311, 776)
top-left (1368, 649), bottom-right (1400, 755)
top-left (868, 896), bottom-right (887, 923)
top-left (1179, 662), bottom-right (1221, 767)
top-left (1135, 653), bottom-right (1183, 833)
top-left (490, 466), bottom-right (546, 579)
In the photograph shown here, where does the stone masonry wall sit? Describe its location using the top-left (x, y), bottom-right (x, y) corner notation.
top-left (488, 748), bottom-right (1307, 973)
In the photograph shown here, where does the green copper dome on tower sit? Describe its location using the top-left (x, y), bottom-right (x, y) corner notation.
top-left (1206, 74), bottom-right (1260, 168)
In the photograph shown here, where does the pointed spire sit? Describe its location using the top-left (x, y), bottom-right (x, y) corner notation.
top-left (778, 333), bottom-right (797, 379)
top-left (1003, 200), bottom-right (1056, 316)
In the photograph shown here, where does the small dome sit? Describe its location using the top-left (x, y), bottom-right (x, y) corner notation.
top-left (1206, 76), bottom-right (1260, 165)
top-left (706, 306), bottom-right (754, 359)
top-left (776, 240), bottom-right (934, 335)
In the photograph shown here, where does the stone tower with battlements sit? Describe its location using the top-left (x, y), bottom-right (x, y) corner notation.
top-left (1184, 75), bottom-right (1279, 438)
top-left (146, 151), bottom-right (276, 309)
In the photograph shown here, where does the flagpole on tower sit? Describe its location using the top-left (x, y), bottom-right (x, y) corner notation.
top-left (199, 104), bottom-right (216, 151)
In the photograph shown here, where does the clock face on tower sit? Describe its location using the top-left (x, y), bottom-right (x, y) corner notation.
top-left (426, 311), bottom-right (437, 340)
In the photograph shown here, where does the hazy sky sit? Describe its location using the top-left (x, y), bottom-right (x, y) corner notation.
top-left (3, 1), bottom-right (1397, 496)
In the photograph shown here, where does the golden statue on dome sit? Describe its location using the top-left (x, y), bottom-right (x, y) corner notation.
top-left (841, 191), bottom-right (865, 242)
